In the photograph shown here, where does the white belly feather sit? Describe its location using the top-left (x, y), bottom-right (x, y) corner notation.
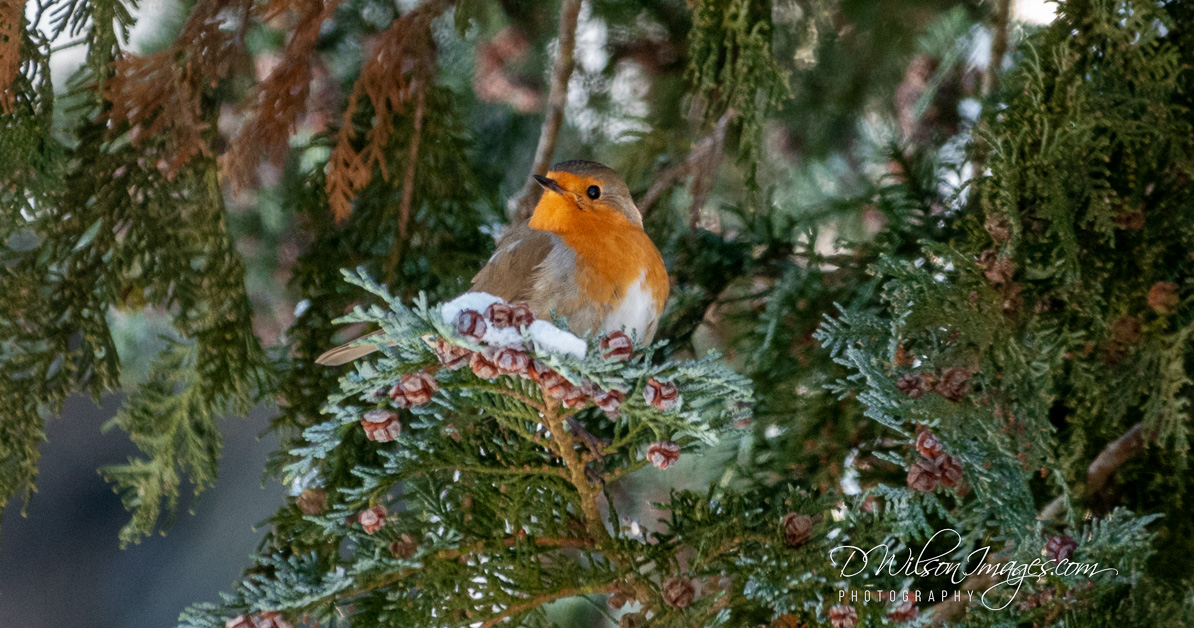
top-left (602, 270), bottom-right (656, 342)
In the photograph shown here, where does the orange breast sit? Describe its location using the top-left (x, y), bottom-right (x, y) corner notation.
top-left (529, 193), bottom-right (668, 312)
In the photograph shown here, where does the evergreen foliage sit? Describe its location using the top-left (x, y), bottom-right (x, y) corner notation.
top-left (2, 0), bottom-right (1193, 625)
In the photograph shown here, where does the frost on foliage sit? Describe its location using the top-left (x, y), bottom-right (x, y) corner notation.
top-left (202, 268), bottom-right (757, 628)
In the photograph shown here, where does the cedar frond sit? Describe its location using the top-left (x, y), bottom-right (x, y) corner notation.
top-left (102, 0), bottom-right (248, 176)
top-left (0, 0), bottom-right (25, 113)
top-left (325, 0), bottom-right (447, 222)
top-left (223, 0), bottom-right (341, 191)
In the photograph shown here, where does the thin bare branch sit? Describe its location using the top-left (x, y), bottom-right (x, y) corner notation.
top-left (933, 422), bottom-right (1149, 624)
top-left (506, 0), bottom-right (583, 222)
top-left (982, 0), bottom-right (1012, 97)
top-left (639, 109), bottom-right (736, 221)
top-left (1038, 422), bottom-right (1147, 521)
top-left (479, 582), bottom-right (620, 628)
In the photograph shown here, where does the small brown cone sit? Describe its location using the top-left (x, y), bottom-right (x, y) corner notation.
top-left (662, 577), bottom-right (696, 609)
top-left (456, 309), bottom-right (487, 341)
top-left (600, 331), bottom-right (634, 361)
top-left (937, 454), bottom-right (963, 487)
top-left (494, 347), bottom-right (531, 375)
top-left (296, 488), bottom-right (327, 515)
top-left (434, 337), bottom-right (471, 370)
top-left (915, 429), bottom-right (944, 459)
top-left (361, 410), bottom-right (401, 442)
top-left (400, 371), bottom-right (439, 405)
top-left (887, 599), bottom-right (918, 622)
top-left (470, 348), bottom-right (501, 379)
top-left (978, 249), bottom-right (1015, 284)
top-left (907, 458), bottom-right (941, 492)
top-left (1045, 535), bottom-right (1077, 562)
top-left (1111, 316), bottom-right (1142, 345)
top-left (510, 303), bottom-right (536, 328)
top-left (391, 533), bottom-right (419, 559)
top-left (896, 374), bottom-right (928, 399)
top-left (254, 612), bottom-right (292, 628)
top-left (1148, 281), bottom-right (1180, 315)
top-left (485, 302), bottom-right (515, 328)
top-left (647, 441), bottom-right (681, 470)
top-left (358, 505), bottom-right (387, 534)
top-left (828, 604), bottom-right (858, 628)
top-left (781, 512), bottom-right (814, 547)
top-left (643, 378), bottom-right (680, 410)
top-left (934, 367), bottom-right (971, 402)
top-left (593, 388), bottom-right (625, 415)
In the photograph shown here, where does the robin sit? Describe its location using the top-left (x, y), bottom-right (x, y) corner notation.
top-left (316, 160), bottom-right (669, 366)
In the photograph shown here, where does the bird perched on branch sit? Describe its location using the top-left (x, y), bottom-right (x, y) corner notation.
top-left (317, 160), bottom-right (669, 365)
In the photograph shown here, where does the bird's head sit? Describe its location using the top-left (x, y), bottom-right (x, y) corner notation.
top-left (527, 160), bottom-right (642, 233)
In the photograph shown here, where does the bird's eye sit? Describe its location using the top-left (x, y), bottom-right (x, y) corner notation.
top-left (586, 185), bottom-right (601, 200)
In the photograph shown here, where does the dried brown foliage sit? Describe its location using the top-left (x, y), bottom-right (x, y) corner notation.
top-left (224, 0), bottom-right (343, 190)
top-left (103, 0), bottom-right (249, 176)
top-left (0, 0), bottom-right (24, 113)
top-left (326, 0), bottom-right (448, 221)
top-left (473, 28), bottom-right (542, 113)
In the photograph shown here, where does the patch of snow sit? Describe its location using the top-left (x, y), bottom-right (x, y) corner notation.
top-left (527, 320), bottom-right (587, 359)
top-left (440, 292), bottom-right (586, 358)
top-left (289, 468), bottom-right (323, 496)
top-left (441, 292), bottom-right (504, 326)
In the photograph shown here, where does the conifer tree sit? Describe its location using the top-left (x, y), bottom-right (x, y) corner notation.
top-left (2, 0), bottom-right (1192, 626)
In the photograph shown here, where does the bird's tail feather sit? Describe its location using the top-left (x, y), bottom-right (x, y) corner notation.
top-left (315, 330), bottom-right (385, 366)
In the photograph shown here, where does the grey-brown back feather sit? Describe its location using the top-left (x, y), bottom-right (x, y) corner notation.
top-left (317, 223), bottom-right (579, 366)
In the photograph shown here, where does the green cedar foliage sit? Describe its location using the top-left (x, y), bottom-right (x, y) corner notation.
top-left (3, 0), bottom-right (1193, 625)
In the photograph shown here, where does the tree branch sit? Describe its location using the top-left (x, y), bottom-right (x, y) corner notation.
top-left (982, 0), bottom-right (1012, 97)
top-left (506, 0), bottom-right (583, 222)
top-left (478, 581), bottom-right (620, 628)
top-left (1038, 422), bottom-right (1147, 521)
top-left (639, 109), bottom-right (736, 220)
top-left (932, 421), bottom-right (1149, 624)
top-left (387, 77), bottom-right (428, 285)
top-left (541, 397), bottom-right (609, 543)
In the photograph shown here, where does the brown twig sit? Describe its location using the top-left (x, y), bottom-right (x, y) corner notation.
top-left (478, 582), bottom-right (620, 628)
top-left (506, 0), bottom-right (584, 222)
top-left (639, 109), bottom-right (736, 221)
top-left (982, 0), bottom-right (1012, 97)
top-left (971, 0), bottom-right (1012, 174)
top-left (0, 0), bottom-right (27, 114)
top-left (1038, 422), bottom-right (1147, 521)
top-left (386, 77), bottom-right (428, 284)
top-left (541, 397), bottom-right (610, 543)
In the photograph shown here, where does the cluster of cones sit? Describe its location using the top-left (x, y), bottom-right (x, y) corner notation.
top-left (907, 428), bottom-right (964, 493)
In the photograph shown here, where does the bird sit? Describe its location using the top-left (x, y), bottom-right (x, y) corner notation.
top-left (316, 160), bottom-right (669, 366)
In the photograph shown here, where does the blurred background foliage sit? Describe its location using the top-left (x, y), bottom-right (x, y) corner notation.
top-left (3, 0), bottom-right (1193, 625)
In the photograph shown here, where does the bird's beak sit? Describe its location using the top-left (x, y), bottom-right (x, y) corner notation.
top-left (532, 175), bottom-right (566, 196)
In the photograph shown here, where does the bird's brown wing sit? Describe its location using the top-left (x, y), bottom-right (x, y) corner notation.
top-left (317, 223), bottom-right (561, 366)
top-left (469, 222), bottom-right (560, 303)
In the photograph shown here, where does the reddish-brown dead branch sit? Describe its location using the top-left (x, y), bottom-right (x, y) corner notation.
top-left (326, 0), bottom-right (448, 221)
top-left (0, 0), bottom-right (26, 113)
top-left (224, 0), bottom-right (343, 191)
top-left (103, 0), bottom-right (250, 177)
